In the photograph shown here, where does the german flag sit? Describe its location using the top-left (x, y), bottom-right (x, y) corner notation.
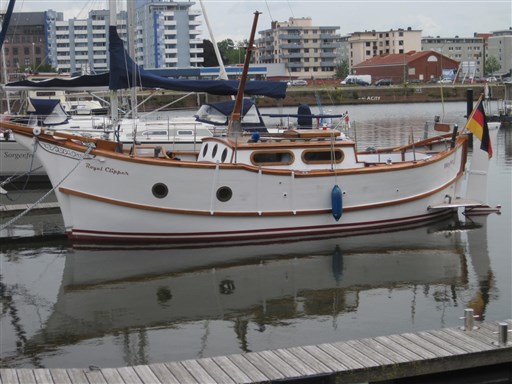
top-left (465, 100), bottom-right (493, 158)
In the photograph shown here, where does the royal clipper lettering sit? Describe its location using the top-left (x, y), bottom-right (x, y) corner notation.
top-left (86, 162), bottom-right (128, 176)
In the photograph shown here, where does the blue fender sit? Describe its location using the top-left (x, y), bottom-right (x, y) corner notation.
top-left (331, 185), bottom-right (343, 221)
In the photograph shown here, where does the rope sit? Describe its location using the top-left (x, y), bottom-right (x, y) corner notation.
top-left (0, 140), bottom-right (95, 232)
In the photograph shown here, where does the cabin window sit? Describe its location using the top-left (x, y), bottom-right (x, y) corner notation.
top-left (302, 149), bottom-right (344, 164)
top-left (152, 183), bottom-right (169, 199)
top-left (251, 151), bottom-right (294, 166)
top-left (202, 143), bottom-right (209, 157)
top-left (212, 144), bottom-right (219, 158)
top-left (221, 148), bottom-right (228, 162)
top-left (177, 130), bottom-right (193, 136)
top-left (216, 186), bottom-right (232, 202)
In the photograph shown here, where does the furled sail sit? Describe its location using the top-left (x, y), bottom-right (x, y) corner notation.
top-left (2, 26), bottom-right (287, 99)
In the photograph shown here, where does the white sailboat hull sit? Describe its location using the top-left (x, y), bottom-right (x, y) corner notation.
top-left (10, 125), bottom-right (468, 243)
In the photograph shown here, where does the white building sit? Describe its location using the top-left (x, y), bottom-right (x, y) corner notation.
top-left (134, 0), bottom-right (203, 69)
top-left (255, 17), bottom-right (341, 79)
top-left (487, 29), bottom-right (512, 78)
top-left (46, 0), bottom-right (203, 74)
top-left (348, 28), bottom-right (422, 70)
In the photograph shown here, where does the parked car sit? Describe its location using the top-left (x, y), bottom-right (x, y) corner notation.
top-left (437, 78), bottom-right (453, 84)
top-left (342, 78), bottom-right (370, 86)
top-left (287, 79), bottom-right (308, 86)
top-left (375, 79), bottom-right (392, 86)
top-left (485, 76), bottom-right (497, 82)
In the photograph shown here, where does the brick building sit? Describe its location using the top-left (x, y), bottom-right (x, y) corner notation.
top-left (352, 50), bottom-right (459, 84)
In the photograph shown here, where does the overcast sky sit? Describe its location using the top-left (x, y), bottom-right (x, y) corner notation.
top-left (7, 0), bottom-right (512, 42)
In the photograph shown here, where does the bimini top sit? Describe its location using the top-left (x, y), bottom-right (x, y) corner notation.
top-left (194, 99), bottom-right (267, 132)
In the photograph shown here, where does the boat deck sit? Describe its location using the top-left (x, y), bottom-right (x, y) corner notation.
top-left (1, 318), bottom-right (510, 383)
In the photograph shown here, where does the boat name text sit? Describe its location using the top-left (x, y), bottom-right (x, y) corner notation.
top-left (3, 151), bottom-right (33, 160)
top-left (86, 162), bottom-right (129, 176)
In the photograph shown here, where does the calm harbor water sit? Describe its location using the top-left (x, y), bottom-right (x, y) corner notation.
top-left (0, 101), bottom-right (510, 369)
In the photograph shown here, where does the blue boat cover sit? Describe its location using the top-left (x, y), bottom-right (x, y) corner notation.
top-left (108, 27), bottom-right (286, 98)
top-left (3, 26), bottom-right (287, 99)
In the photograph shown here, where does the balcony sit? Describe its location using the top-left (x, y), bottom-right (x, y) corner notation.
top-left (286, 62), bottom-right (304, 68)
top-left (280, 52), bottom-right (303, 59)
top-left (278, 34), bottom-right (301, 40)
top-left (280, 43), bottom-right (303, 49)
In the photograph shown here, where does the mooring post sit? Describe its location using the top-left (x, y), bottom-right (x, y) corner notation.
top-left (494, 322), bottom-right (511, 346)
top-left (460, 308), bottom-right (478, 331)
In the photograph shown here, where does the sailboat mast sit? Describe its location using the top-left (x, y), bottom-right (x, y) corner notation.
top-left (229, 11), bottom-right (260, 137)
top-left (199, 0), bottom-right (228, 80)
top-left (109, 0), bottom-right (119, 125)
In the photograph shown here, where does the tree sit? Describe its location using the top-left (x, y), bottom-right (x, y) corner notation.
top-left (485, 56), bottom-right (501, 76)
top-left (335, 59), bottom-right (349, 79)
top-left (200, 39), bottom-right (220, 67)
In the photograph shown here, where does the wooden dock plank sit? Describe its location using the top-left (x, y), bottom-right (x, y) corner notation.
top-left (428, 329), bottom-right (488, 353)
top-left (243, 352), bottom-right (286, 381)
top-left (299, 345), bottom-right (348, 371)
top-left (14, 369), bottom-right (35, 384)
top-left (287, 346), bottom-right (336, 372)
top-left (179, 360), bottom-right (215, 383)
top-left (147, 363), bottom-right (180, 384)
top-left (132, 365), bottom-right (162, 384)
top-left (164, 362), bottom-right (198, 383)
top-left (315, 343), bottom-right (366, 370)
top-left (83, 369), bottom-right (107, 384)
top-left (97, 368), bottom-right (123, 384)
top-left (373, 335), bottom-right (426, 361)
top-left (226, 354), bottom-right (269, 383)
top-left (32, 369), bottom-right (53, 384)
top-left (116, 367), bottom-right (143, 384)
top-left (272, 349), bottom-right (320, 376)
top-left (210, 356), bottom-right (252, 384)
top-left (48, 369), bottom-right (71, 384)
top-left (257, 350), bottom-right (301, 377)
top-left (399, 332), bottom-right (453, 357)
top-left (328, 341), bottom-right (381, 368)
top-left (0, 369), bottom-right (19, 384)
top-left (66, 368), bottom-right (89, 384)
top-left (345, 340), bottom-right (396, 365)
top-left (415, 330), bottom-right (467, 354)
top-left (196, 358), bottom-right (236, 384)
top-left (386, 334), bottom-right (438, 359)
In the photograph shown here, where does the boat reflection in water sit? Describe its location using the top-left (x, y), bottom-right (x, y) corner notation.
top-left (17, 212), bottom-right (495, 365)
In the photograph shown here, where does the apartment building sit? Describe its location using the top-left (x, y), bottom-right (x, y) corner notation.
top-left (487, 29), bottom-right (512, 78)
top-left (134, 0), bottom-right (203, 69)
top-left (47, 9), bottom-right (129, 74)
top-left (255, 17), bottom-right (341, 79)
top-left (348, 28), bottom-right (422, 69)
top-left (0, 12), bottom-right (48, 78)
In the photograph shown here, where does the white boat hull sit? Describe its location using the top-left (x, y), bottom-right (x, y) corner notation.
top-left (10, 125), bottom-right (468, 243)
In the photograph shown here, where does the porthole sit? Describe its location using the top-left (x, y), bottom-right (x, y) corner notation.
top-left (212, 143), bottom-right (218, 158)
top-left (202, 143), bottom-right (209, 157)
top-left (216, 186), bottom-right (232, 202)
top-left (152, 183), bottom-right (169, 199)
top-left (221, 148), bottom-right (228, 162)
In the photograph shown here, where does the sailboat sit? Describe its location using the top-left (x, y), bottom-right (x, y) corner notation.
top-left (1, 9), bottom-right (498, 244)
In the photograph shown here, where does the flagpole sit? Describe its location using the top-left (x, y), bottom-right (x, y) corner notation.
top-left (461, 93), bottom-right (484, 134)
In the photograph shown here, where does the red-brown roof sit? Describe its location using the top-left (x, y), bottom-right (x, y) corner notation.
top-left (354, 50), bottom-right (457, 68)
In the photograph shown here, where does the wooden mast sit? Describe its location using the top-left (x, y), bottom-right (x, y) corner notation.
top-left (228, 11), bottom-right (261, 137)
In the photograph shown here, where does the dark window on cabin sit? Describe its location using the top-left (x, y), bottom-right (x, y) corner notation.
top-left (221, 148), bottom-right (228, 162)
top-left (303, 149), bottom-right (344, 164)
top-left (202, 143), bottom-right (209, 157)
top-left (251, 151), bottom-right (294, 165)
